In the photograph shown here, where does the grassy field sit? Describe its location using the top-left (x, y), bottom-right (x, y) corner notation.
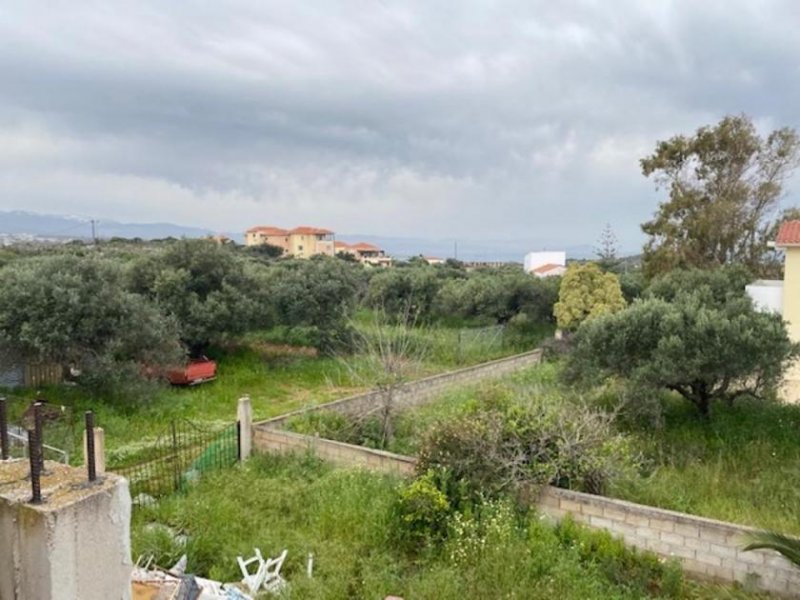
top-left (131, 453), bottom-right (765, 599)
top-left (3, 346), bottom-right (359, 463)
top-left (611, 396), bottom-right (800, 535)
top-left (288, 362), bottom-right (800, 536)
top-left (2, 319), bottom-right (551, 467)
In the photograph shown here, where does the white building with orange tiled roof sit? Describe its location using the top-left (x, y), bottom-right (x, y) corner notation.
top-left (524, 251), bottom-right (566, 276)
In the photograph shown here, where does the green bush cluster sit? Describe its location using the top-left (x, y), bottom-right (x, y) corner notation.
top-left (415, 395), bottom-right (637, 505)
top-left (131, 453), bottom-right (751, 599)
top-left (365, 263), bottom-right (559, 327)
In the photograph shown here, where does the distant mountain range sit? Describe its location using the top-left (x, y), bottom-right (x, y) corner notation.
top-left (0, 210), bottom-right (614, 261)
top-left (0, 210), bottom-right (223, 241)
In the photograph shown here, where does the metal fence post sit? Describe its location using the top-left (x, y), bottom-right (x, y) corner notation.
top-left (171, 421), bottom-right (180, 492)
top-left (236, 421), bottom-right (242, 461)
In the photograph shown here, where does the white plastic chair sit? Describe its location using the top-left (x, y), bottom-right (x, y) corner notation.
top-left (237, 548), bottom-right (267, 594)
top-left (262, 549), bottom-right (288, 593)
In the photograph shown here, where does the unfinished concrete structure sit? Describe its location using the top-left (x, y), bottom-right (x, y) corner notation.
top-left (0, 459), bottom-right (132, 600)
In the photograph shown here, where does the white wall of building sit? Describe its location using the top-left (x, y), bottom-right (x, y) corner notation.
top-left (746, 280), bottom-right (783, 314)
top-left (524, 251), bottom-right (566, 274)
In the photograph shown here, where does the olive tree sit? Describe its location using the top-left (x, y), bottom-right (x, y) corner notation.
top-left (434, 269), bottom-right (558, 325)
top-left (567, 285), bottom-right (797, 417)
top-left (0, 254), bottom-right (182, 397)
top-left (260, 256), bottom-right (363, 354)
top-left (127, 239), bottom-right (263, 352)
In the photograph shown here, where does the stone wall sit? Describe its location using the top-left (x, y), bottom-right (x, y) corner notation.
top-left (255, 349), bottom-right (543, 429)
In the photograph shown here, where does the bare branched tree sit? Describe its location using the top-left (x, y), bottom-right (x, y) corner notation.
top-left (339, 301), bottom-right (428, 447)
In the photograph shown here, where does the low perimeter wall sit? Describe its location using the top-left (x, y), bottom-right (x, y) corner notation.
top-left (254, 428), bottom-right (416, 476)
top-left (253, 428), bottom-right (800, 597)
top-left (540, 486), bottom-right (800, 596)
top-left (255, 349), bottom-right (543, 429)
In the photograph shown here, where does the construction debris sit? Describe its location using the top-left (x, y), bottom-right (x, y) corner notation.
top-left (131, 555), bottom-right (255, 600)
top-left (132, 547), bottom-right (291, 599)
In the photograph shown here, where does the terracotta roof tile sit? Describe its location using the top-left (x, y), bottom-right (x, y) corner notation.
top-left (776, 220), bottom-right (800, 246)
top-left (289, 226), bottom-right (334, 235)
top-left (532, 263), bottom-right (564, 274)
top-left (351, 242), bottom-right (381, 251)
top-left (246, 226), bottom-right (288, 236)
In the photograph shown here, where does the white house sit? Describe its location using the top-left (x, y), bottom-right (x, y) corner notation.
top-left (523, 251), bottom-right (566, 277)
top-left (745, 280), bottom-right (783, 314)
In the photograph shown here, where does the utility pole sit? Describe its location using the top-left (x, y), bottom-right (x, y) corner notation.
top-left (454, 240), bottom-right (458, 261)
top-left (90, 219), bottom-right (98, 246)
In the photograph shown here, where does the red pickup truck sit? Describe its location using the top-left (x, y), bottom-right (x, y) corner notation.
top-left (166, 358), bottom-right (217, 386)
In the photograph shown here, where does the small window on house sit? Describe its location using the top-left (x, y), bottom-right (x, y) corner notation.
top-left (298, 245), bottom-right (303, 251)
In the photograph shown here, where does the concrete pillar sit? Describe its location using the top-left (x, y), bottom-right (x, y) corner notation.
top-left (237, 396), bottom-right (253, 460)
top-left (83, 426), bottom-right (106, 476)
top-left (0, 459), bottom-right (132, 600)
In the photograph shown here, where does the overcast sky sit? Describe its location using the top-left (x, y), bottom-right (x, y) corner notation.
top-left (1, 1), bottom-right (799, 250)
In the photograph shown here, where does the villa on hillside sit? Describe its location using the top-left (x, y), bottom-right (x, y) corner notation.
top-left (245, 225), bottom-right (335, 258)
top-left (334, 241), bottom-right (392, 266)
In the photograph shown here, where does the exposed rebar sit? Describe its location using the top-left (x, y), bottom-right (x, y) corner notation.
top-left (33, 402), bottom-right (44, 471)
top-left (28, 429), bottom-right (42, 504)
top-left (0, 397), bottom-right (8, 460)
top-left (85, 411), bottom-right (96, 482)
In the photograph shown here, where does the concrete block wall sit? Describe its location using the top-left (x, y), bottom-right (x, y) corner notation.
top-left (256, 349), bottom-right (543, 429)
top-left (252, 428), bottom-right (800, 597)
top-left (251, 346), bottom-right (800, 596)
top-left (539, 487), bottom-right (800, 597)
top-left (253, 427), bottom-right (416, 476)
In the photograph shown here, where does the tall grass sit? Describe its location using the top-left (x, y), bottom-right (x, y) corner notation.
top-left (291, 362), bottom-right (800, 536)
top-left (2, 318), bottom-right (549, 468)
top-left (131, 454), bottom-right (761, 599)
top-left (3, 346), bottom-right (361, 466)
top-left (611, 395), bottom-right (800, 535)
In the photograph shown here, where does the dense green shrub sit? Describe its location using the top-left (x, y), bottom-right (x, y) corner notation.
top-left (433, 268), bottom-right (558, 325)
top-left (391, 470), bottom-right (452, 552)
top-left (366, 267), bottom-right (442, 321)
top-left (554, 263), bottom-right (626, 330)
top-left (618, 270), bottom-right (645, 303)
top-left (416, 398), bottom-right (636, 506)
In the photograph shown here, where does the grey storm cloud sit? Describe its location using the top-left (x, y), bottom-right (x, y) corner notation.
top-left (1, 0), bottom-right (799, 248)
